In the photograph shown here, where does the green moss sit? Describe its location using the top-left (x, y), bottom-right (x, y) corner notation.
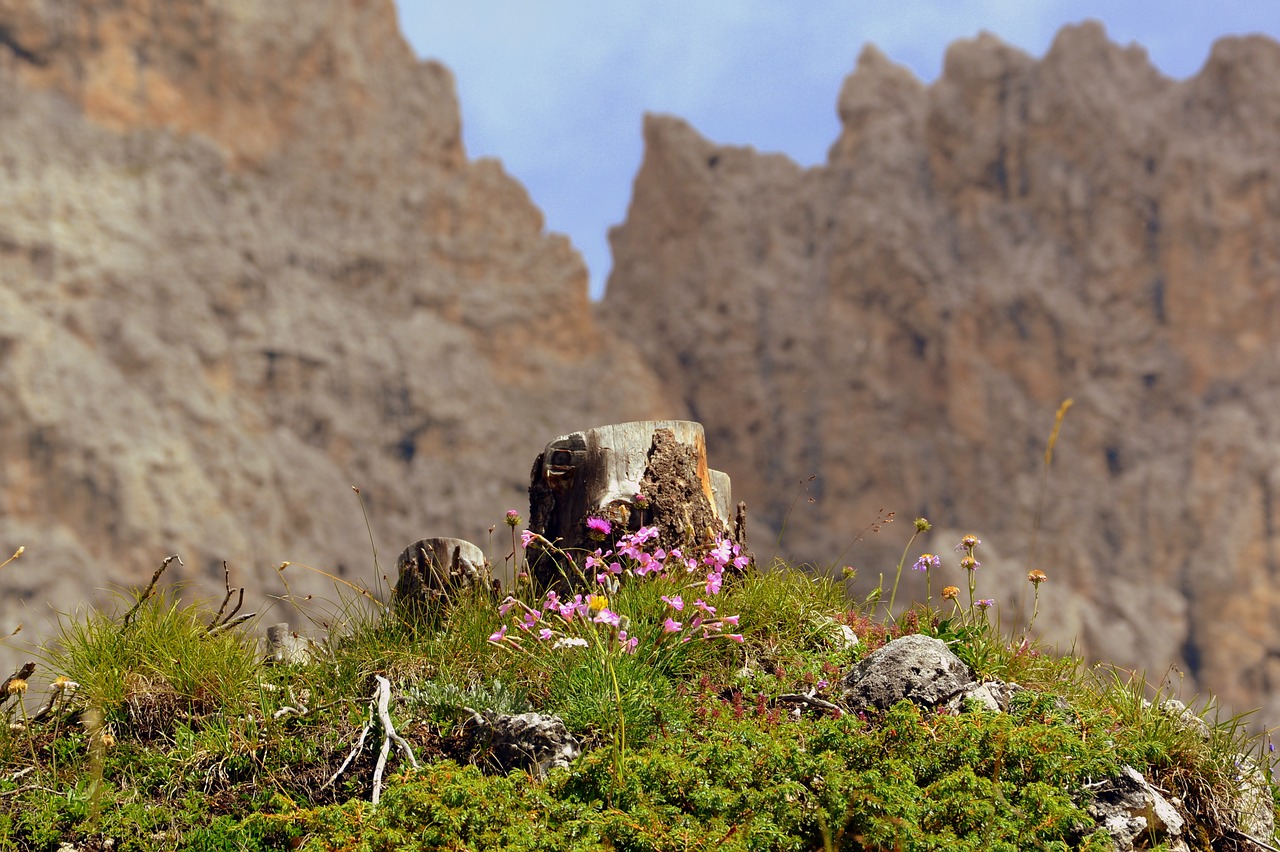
top-left (0, 534), bottom-right (1273, 851)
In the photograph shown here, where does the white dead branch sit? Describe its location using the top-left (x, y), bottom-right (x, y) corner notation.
top-left (323, 675), bottom-right (418, 805)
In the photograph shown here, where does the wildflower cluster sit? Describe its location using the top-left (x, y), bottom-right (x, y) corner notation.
top-left (490, 525), bottom-right (746, 656)
top-left (489, 589), bottom-right (642, 654)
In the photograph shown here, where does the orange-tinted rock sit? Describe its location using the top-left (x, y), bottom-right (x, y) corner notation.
top-left (0, 0), bottom-right (672, 644)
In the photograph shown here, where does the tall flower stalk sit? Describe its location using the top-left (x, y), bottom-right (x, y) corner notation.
top-left (888, 518), bottom-right (931, 615)
top-left (955, 534), bottom-right (982, 610)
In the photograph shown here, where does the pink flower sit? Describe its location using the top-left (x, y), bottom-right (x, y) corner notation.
top-left (722, 615), bottom-right (740, 627)
top-left (693, 599), bottom-right (717, 615)
top-left (632, 526), bottom-right (659, 544)
top-left (498, 596), bottom-right (518, 616)
top-left (586, 517), bottom-right (612, 539)
top-left (708, 539), bottom-right (734, 568)
top-left (487, 625), bottom-right (508, 643)
top-left (705, 570), bottom-right (724, 596)
top-left (634, 552), bottom-right (660, 576)
top-left (520, 530), bottom-right (536, 548)
top-left (505, 509), bottom-right (522, 527)
top-left (538, 628), bottom-right (553, 640)
top-left (725, 634), bottom-right (745, 643)
top-left (663, 617), bottom-right (683, 633)
top-left (593, 608), bottom-right (621, 627)
top-left (661, 594), bottom-right (684, 611)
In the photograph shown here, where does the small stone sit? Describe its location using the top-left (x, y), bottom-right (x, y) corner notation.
top-left (841, 634), bottom-right (975, 711)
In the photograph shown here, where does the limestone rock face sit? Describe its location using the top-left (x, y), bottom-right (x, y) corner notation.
top-left (0, 0), bottom-right (671, 640)
top-left (602, 23), bottom-right (1280, 720)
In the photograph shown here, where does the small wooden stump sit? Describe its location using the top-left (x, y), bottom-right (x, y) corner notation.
top-left (527, 420), bottom-right (748, 590)
top-left (393, 537), bottom-right (493, 621)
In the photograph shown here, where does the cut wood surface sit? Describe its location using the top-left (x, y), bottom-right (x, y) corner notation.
top-left (527, 420), bottom-right (747, 590)
top-left (392, 537), bottom-right (492, 619)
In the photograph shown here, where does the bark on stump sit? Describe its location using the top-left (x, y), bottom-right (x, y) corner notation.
top-left (527, 420), bottom-right (748, 591)
top-left (393, 537), bottom-right (493, 621)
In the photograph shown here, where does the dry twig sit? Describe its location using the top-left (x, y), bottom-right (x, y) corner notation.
top-left (206, 561), bottom-right (246, 632)
top-left (121, 555), bottom-right (182, 628)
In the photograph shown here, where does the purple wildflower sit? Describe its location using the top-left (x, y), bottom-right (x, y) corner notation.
top-left (912, 553), bottom-right (941, 572)
top-left (586, 517), bottom-right (612, 540)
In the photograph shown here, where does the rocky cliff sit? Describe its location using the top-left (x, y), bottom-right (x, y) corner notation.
top-left (0, 0), bottom-right (671, 633)
top-left (3, 1), bottom-right (1279, 724)
top-left (601, 23), bottom-right (1280, 720)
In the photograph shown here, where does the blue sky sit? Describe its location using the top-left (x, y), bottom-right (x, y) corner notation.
top-left (395, 2), bottom-right (1280, 298)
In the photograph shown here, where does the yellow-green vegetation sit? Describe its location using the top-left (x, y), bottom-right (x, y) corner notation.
top-left (0, 521), bottom-right (1274, 852)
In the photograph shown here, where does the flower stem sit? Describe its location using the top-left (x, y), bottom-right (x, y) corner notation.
top-left (887, 531), bottom-right (921, 617)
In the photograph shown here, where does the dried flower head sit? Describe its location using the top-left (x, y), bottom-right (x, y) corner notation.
top-left (99, 731), bottom-right (116, 749)
top-left (841, 566), bottom-right (856, 579)
top-left (1028, 569), bottom-right (1048, 585)
top-left (505, 509), bottom-right (522, 527)
top-left (941, 585), bottom-right (960, 601)
top-left (914, 517), bottom-right (932, 533)
top-left (6, 678), bottom-right (27, 695)
top-left (960, 556), bottom-right (981, 572)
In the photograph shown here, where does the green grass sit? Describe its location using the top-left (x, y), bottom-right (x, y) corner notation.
top-left (0, 525), bottom-right (1275, 852)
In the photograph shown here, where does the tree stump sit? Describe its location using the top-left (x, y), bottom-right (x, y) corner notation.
top-left (526, 420), bottom-right (748, 590)
top-left (392, 537), bottom-right (493, 621)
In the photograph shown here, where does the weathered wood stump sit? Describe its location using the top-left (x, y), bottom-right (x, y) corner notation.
top-left (527, 420), bottom-right (748, 590)
top-left (392, 537), bottom-right (494, 621)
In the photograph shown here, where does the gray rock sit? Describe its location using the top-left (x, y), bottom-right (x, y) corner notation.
top-left (264, 622), bottom-right (314, 665)
top-left (1087, 765), bottom-right (1187, 851)
top-left (465, 711), bottom-right (582, 778)
top-left (842, 634), bottom-right (975, 712)
top-left (947, 679), bottom-right (1028, 714)
top-left (1230, 756), bottom-right (1276, 843)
